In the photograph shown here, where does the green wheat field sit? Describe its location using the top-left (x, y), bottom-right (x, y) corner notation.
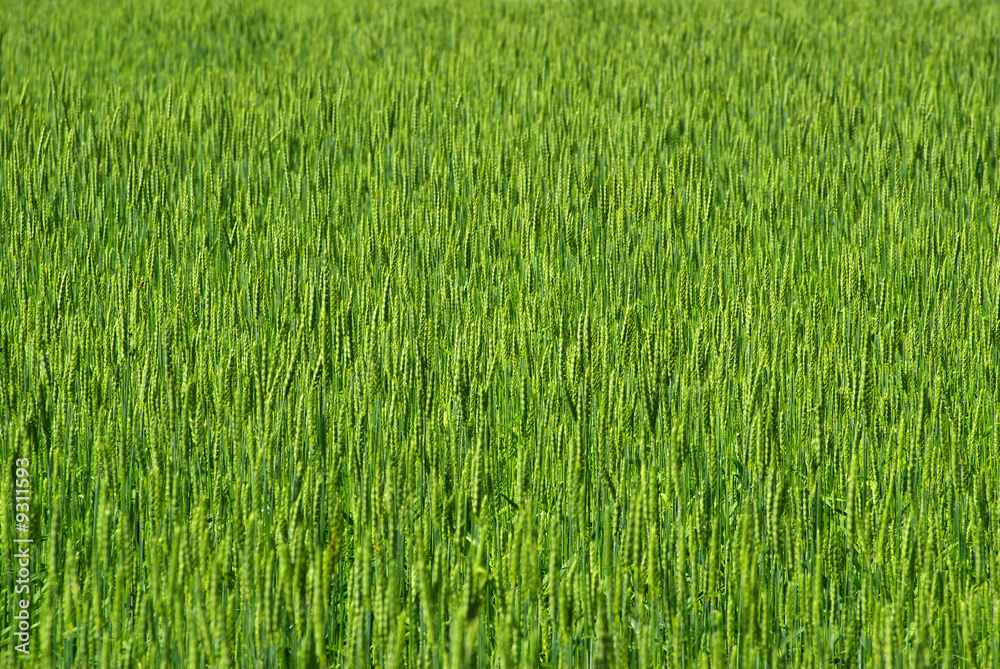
top-left (1, 0), bottom-right (999, 666)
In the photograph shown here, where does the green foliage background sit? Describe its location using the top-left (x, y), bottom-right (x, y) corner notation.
top-left (1, 0), bottom-right (999, 666)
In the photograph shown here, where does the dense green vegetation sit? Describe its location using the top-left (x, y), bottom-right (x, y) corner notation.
top-left (1, 0), bottom-right (999, 666)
